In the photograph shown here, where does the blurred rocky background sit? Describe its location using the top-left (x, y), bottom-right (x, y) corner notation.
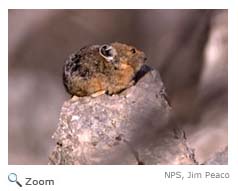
top-left (8, 9), bottom-right (227, 164)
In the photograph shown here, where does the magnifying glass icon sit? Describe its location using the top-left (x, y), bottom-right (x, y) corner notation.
top-left (8, 173), bottom-right (22, 187)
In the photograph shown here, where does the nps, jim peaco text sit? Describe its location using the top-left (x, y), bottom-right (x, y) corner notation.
top-left (165, 171), bottom-right (230, 180)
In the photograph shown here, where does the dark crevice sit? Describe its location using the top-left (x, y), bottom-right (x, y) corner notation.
top-left (133, 64), bottom-right (153, 83)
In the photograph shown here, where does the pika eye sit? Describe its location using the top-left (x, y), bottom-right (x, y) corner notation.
top-left (130, 48), bottom-right (136, 54)
top-left (99, 44), bottom-right (117, 61)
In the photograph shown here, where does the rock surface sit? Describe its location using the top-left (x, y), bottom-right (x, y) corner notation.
top-left (204, 147), bottom-right (228, 165)
top-left (49, 69), bottom-right (197, 165)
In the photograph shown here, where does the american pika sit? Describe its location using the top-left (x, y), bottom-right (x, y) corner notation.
top-left (63, 42), bottom-right (147, 97)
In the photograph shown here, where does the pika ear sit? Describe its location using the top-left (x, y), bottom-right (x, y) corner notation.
top-left (99, 44), bottom-right (117, 61)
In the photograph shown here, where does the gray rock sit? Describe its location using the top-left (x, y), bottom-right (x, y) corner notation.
top-left (203, 147), bottom-right (228, 165)
top-left (49, 68), bottom-right (197, 165)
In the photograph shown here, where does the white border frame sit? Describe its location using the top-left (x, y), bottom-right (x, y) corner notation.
top-left (1, 0), bottom-right (237, 190)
